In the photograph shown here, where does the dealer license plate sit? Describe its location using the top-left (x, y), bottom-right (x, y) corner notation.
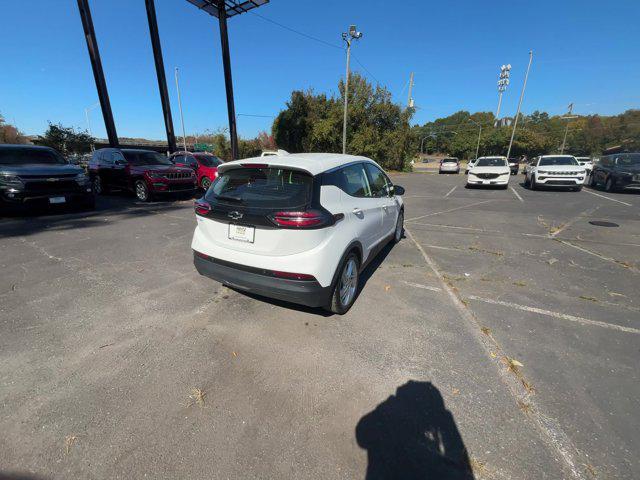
top-left (228, 224), bottom-right (255, 243)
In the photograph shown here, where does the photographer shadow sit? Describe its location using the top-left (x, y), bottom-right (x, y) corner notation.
top-left (356, 380), bottom-right (474, 479)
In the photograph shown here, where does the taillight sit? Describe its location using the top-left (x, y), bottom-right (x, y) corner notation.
top-left (272, 270), bottom-right (316, 281)
top-left (269, 210), bottom-right (329, 228)
top-left (241, 163), bottom-right (268, 168)
top-left (194, 200), bottom-right (211, 216)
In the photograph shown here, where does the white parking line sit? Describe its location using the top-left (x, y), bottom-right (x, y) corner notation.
top-left (556, 239), bottom-right (638, 272)
top-left (402, 281), bottom-right (442, 292)
top-left (583, 189), bottom-right (632, 206)
top-left (444, 186), bottom-right (457, 197)
top-left (510, 186), bottom-right (524, 202)
top-left (405, 199), bottom-right (494, 222)
top-left (466, 295), bottom-right (640, 335)
top-left (549, 206), bottom-right (600, 238)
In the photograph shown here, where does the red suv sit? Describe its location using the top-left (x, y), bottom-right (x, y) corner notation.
top-left (170, 151), bottom-right (223, 190)
top-left (89, 148), bottom-right (196, 201)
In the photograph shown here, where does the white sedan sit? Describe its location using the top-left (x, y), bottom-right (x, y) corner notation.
top-left (466, 156), bottom-right (510, 188)
top-left (524, 155), bottom-right (586, 191)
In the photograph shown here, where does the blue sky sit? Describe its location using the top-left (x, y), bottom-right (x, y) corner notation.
top-left (1, 0), bottom-right (638, 140)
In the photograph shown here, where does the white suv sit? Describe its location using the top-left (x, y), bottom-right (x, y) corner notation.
top-left (524, 155), bottom-right (586, 191)
top-left (191, 153), bottom-right (405, 314)
top-left (466, 156), bottom-right (510, 188)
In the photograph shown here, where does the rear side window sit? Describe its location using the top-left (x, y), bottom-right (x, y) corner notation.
top-left (205, 167), bottom-right (312, 209)
top-left (324, 163), bottom-right (372, 198)
top-left (364, 163), bottom-right (390, 197)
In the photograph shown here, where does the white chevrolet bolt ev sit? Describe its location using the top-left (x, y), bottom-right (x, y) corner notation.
top-left (466, 156), bottom-right (510, 188)
top-left (191, 153), bottom-right (405, 314)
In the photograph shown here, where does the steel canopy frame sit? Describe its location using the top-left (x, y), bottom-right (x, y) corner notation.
top-left (186, 0), bottom-right (269, 160)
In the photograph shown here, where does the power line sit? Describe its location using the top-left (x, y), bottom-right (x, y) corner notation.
top-left (250, 11), bottom-right (343, 50)
top-left (237, 113), bottom-right (275, 118)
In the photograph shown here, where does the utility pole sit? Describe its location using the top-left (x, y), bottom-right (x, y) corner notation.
top-left (468, 118), bottom-right (482, 159)
top-left (495, 64), bottom-right (511, 126)
top-left (560, 103), bottom-right (574, 154)
top-left (341, 25), bottom-right (362, 154)
top-left (506, 51), bottom-right (533, 160)
top-left (174, 67), bottom-right (188, 153)
top-left (407, 72), bottom-right (414, 108)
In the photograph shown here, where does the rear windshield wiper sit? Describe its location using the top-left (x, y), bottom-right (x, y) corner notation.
top-left (215, 194), bottom-right (244, 203)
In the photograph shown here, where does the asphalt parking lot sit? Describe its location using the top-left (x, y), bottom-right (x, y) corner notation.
top-left (1, 175), bottom-right (638, 479)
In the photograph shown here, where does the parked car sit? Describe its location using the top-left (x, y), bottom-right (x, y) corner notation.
top-left (439, 158), bottom-right (460, 174)
top-left (575, 156), bottom-right (594, 175)
top-left (170, 151), bottom-right (223, 190)
top-left (465, 158), bottom-right (477, 174)
top-left (89, 148), bottom-right (196, 201)
top-left (589, 152), bottom-right (640, 192)
top-left (524, 155), bottom-right (586, 191)
top-left (466, 156), bottom-right (510, 188)
top-left (508, 157), bottom-right (519, 175)
top-left (191, 153), bottom-right (405, 314)
top-left (0, 145), bottom-right (94, 212)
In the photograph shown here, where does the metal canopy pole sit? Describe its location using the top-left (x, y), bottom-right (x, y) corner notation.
top-left (76, 0), bottom-right (119, 147)
top-left (145, 0), bottom-right (177, 152)
top-left (217, 0), bottom-right (239, 160)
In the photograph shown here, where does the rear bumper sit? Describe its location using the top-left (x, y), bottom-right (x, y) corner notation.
top-left (194, 252), bottom-right (332, 308)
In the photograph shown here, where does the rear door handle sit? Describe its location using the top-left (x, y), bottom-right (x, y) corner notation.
top-left (352, 208), bottom-right (362, 214)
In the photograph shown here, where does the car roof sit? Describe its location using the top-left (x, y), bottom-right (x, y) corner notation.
top-left (540, 154), bottom-right (576, 158)
top-left (218, 153), bottom-right (380, 176)
top-left (479, 156), bottom-right (507, 159)
top-left (0, 144), bottom-right (56, 151)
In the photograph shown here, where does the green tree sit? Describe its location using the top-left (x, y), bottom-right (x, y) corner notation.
top-left (35, 123), bottom-right (93, 156)
top-left (272, 73), bottom-right (415, 170)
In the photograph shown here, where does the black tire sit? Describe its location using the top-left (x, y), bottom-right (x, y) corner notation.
top-left (326, 253), bottom-right (360, 315)
top-left (524, 175), bottom-right (530, 187)
top-left (588, 173), bottom-right (598, 188)
top-left (605, 177), bottom-right (615, 193)
top-left (393, 210), bottom-right (404, 244)
top-left (530, 175), bottom-right (537, 190)
top-left (574, 186), bottom-right (583, 192)
top-left (92, 175), bottom-right (106, 195)
top-left (501, 184), bottom-right (509, 189)
top-left (135, 180), bottom-right (152, 202)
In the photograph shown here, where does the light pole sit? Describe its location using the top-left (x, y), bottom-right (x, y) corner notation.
top-left (174, 67), bottom-right (188, 153)
top-left (560, 103), bottom-right (577, 154)
top-left (420, 136), bottom-right (429, 155)
top-left (506, 51), bottom-right (533, 160)
top-left (341, 25), bottom-right (362, 154)
top-left (495, 64), bottom-right (511, 126)
top-left (84, 102), bottom-right (100, 151)
top-left (468, 118), bottom-right (482, 159)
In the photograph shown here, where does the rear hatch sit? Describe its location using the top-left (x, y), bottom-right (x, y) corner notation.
top-left (195, 164), bottom-right (334, 256)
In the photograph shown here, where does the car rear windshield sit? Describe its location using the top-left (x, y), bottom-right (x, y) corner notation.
top-left (477, 158), bottom-right (507, 167)
top-left (539, 156), bottom-right (578, 166)
top-left (123, 151), bottom-right (173, 166)
top-left (0, 148), bottom-right (66, 165)
top-left (443, 158), bottom-right (458, 163)
top-left (618, 154), bottom-right (640, 166)
top-left (205, 167), bottom-right (313, 209)
top-left (195, 155), bottom-right (222, 167)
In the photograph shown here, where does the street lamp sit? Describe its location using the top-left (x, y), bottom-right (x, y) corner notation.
top-left (506, 51), bottom-right (533, 160)
top-left (495, 64), bottom-right (511, 126)
top-left (467, 118), bottom-right (482, 160)
top-left (341, 24), bottom-right (362, 154)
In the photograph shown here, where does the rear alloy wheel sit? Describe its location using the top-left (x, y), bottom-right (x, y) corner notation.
top-left (327, 253), bottom-right (359, 315)
top-left (135, 180), bottom-right (151, 202)
top-left (92, 176), bottom-right (103, 195)
top-left (605, 177), bottom-right (615, 193)
top-left (200, 176), bottom-right (212, 191)
top-left (394, 210), bottom-right (404, 243)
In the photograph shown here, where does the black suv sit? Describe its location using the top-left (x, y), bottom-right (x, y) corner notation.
top-left (0, 145), bottom-right (94, 212)
top-left (589, 153), bottom-right (640, 192)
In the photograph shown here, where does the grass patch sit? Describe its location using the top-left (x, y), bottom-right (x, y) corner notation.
top-left (579, 295), bottom-right (598, 302)
top-left (189, 388), bottom-right (206, 407)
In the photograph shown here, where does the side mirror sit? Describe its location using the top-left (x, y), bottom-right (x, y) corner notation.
top-left (393, 185), bottom-right (405, 196)
top-left (114, 159), bottom-right (126, 166)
